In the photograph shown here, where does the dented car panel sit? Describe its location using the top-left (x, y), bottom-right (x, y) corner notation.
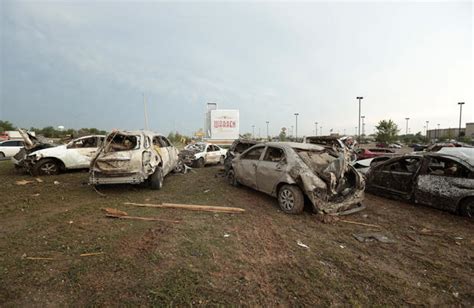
top-left (231, 142), bottom-right (365, 215)
top-left (89, 130), bottom-right (178, 187)
top-left (366, 153), bottom-right (474, 216)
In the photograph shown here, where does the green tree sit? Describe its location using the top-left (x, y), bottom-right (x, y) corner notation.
top-left (375, 120), bottom-right (399, 144)
top-left (278, 128), bottom-right (287, 141)
top-left (0, 120), bottom-right (16, 132)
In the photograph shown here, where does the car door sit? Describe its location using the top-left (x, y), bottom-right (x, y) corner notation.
top-left (162, 136), bottom-right (178, 172)
top-left (65, 137), bottom-right (101, 168)
top-left (234, 146), bottom-right (265, 189)
top-left (153, 136), bottom-right (171, 175)
top-left (414, 156), bottom-right (474, 212)
top-left (256, 146), bottom-right (287, 195)
top-left (0, 140), bottom-right (22, 157)
top-left (368, 157), bottom-right (421, 199)
top-left (204, 145), bottom-right (217, 164)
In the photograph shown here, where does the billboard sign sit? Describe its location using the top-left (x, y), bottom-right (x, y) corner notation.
top-left (210, 109), bottom-right (239, 140)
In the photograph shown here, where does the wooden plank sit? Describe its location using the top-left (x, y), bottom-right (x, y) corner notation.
top-left (123, 202), bottom-right (245, 213)
top-left (106, 214), bottom-right (180, 223)
top-left (338, 219), bottom-right (381, 228)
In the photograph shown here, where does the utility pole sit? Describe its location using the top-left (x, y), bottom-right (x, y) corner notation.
top-left (405, 117), bottom-right (410, 135)
top-left (320, 126), bottom-right (322, 136)
top-left (458, 102), bottom-right (465, 139)
top-left (315, 122), bottom-right (318, 136)
top-left (356, 97), bottom-right (363, 142)
top-left (266, 121), bottom-right (269, 140)
top-left (294, 113), bottom-right (299, 140)
top-left (252, 125), bottom-right (255, 139)
top-left (143, 93), bottom-right (149, 130)
top-left (361, 115), bottom-right (365, 139)
top-left (437, 123), bottom-right (440, 140)
top-left (426, 121), bottom-right (429, 142)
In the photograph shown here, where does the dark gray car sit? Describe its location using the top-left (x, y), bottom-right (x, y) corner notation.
top-left (365, 152), bottom-right (474, 217)
top-left (227, 142), bottom-right (365, 215)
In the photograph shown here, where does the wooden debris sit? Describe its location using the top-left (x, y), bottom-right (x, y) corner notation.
top-left (106, 214), bottom-right (180, 223)
top-left (338, 219), bottom-right (381, 229)
top-left (35, 178), bottom-right (44, 183)
top-left (123, 202), bottom-right (245, 214)
top-left (102, 207), bottom-right (128, 216)
top-left (80, 252), bottom-right (105, 257)
top-left (26, 257), bottom-right (55, 260)
top-left (16, 180), bottom-right (33, 185)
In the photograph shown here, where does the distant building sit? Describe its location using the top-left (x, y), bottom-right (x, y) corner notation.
top-left (427, 122), bottom-right (474, 140)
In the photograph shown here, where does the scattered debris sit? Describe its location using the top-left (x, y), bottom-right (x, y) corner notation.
top-left (339, 245), bottom-right (345, 249)
top-left (92, 185), bottom-right (107, 197)
top-left (315, 213), bottom-right (339, 224)
top-left (353, 233), bottom-right (396, 243)
top-left (123, 202), bottom-right (245, 214)
top-left (452, 292), bottom-right (459, 298)
top-left (68, 220), bottom-right (73, 224)
top-left (297, 240), bottom-right (310, 249)
top-left (16, 180), bottom-right (33, 185)
top-left (80, 252), bottom-right (105, 257)
top-left (453, 236), bottom-right (463, 240)
top-left (203, 189), bottom-right (210, 193)
top-left (339, 219), bottom-right (381, 228)
top-left (53, 181), bottom-right (60, 185)
top-left (32, 193), bottom-right (40, 197)
top-left (102, 208), bottom-right (128, 216)
top-left (25, 257), bottom-right (55, 260)
top-left (223, 233), bottom-right (230, 238)
top-left (105, 214), bottom-right (180, 223)
top-left (35, 178), bottom-right (43, 183)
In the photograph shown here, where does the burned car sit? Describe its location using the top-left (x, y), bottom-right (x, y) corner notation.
top-left (89, 130), bottom-right (178, 189)
top-left (179, 142), bottom-right (227, 168)
top-left (365, 150), bottom-right (474, 217)
top-left (224, 139), bottom-right (260, 175)
top-left (227, 142), bottom-right (365, 215)
top-left (15, 129), bottom-right (105, 175)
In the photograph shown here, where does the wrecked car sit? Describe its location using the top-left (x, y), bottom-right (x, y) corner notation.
top-left (179, 142), bottom-right (227, 168)
top-left (15, 130), bottom-right (105, 175)
top-left (365, 150), bottom-right (474, 217)
top-left (354, 148), bottom-right (396, 160)
top-left (89, 130), bottom-right (178, 189)
top-left (227, 142), bottom-right (365, 215)
top-left (224, 138), bottom-right (260, 175)
top-left (303, 135), bottom-right (357, 162)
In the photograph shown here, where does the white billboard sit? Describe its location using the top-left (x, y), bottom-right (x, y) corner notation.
top-left (210, 109), bottom-right (239, 140)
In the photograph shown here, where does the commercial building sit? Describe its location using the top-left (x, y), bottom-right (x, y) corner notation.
top-left (204, 103), bottom-right (240, 145)
top-left (426, 122), bottom-right (474, 140)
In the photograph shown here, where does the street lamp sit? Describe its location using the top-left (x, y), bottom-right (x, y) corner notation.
top-left (426, 121), bottom-right (429, 141)
top-left (320, 126), bottom-right (322, 136)
top-left (458, 102), bottom-right (465, 139)
top-left (315, 122), bottom-right (318, 136)
top-left (252, 125), bottom-right (255, 139)
top-left (437, 124), bottom-right (440, 140)
top-left (405, 117), bottom-right (410, 135)
top-left (361, 115), bottom-right (366, 138)
top-left (356, 96), bottom-right (363, 142)
top-left (291, 125), bottom-right (294, 137)
top-left (294, 113), bottom-right (299, 139)
top-left (266, 121), bottom-right (269, 140)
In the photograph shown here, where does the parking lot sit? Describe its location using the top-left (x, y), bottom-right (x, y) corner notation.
top-left (0, 160), bottom-right (472, 306)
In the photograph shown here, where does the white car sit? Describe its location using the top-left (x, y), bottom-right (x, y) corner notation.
top-left (182, 142), bottom-right (227, 168)
top-left (20, 135), bottom-right (105, 175)
top-left (0, 140), bottom-right (25, 158)
top-left (388, 143), bottom-right (402, 149)
top-left (90, 130), bottom-right (179, 189)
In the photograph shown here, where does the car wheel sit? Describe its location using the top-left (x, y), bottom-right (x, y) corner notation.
top-left (195, 157), bottom-right (205, 168)
top-left (33, 159), bottom-right (61, 176)
top-left (278, 185), bottom-right (304, 214)
top-left (0, 152), bottom-right (5, 158)
top-left (149, 166), bottom-right (164, 190)
top-left (174, 160), bottom-right (184, 173)
top-left (219, 155), bottom-right (225, 165)
top-left (227, 169), bottom-right (240, 187)
top-left (459, 198), bottom-right (474, 218)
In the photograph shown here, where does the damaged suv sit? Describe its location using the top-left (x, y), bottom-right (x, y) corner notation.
top-left (227, 142), bottom-right (365, 215)
top-left (89, 130), bottom-right (178, 189)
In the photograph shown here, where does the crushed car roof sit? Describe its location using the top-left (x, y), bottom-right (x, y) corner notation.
top-left (261, 142), bottom-right (326, 151)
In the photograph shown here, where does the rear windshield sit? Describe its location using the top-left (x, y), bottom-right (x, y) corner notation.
top-left (105, 134), bottom-right (140, 152)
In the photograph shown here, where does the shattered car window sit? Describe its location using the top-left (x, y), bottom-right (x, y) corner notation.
top-left (69, 137), bottom-right (98, 148)
top-left (242, 147), bottom-right (264, 160)
top-left (263, 147), bottom-right (285, 162)
top-left (383, 158), bottom-right (421, 173)
top-left (105, 134), bottom-right (140, 152)
top-left (427, 157), bottom-right (470, 178)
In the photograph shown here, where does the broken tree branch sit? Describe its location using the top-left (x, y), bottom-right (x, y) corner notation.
top-left (123, 202), bottom-right (245, 214)
top-left (105, 214), bottom-right (181, 223)
top-left (338, 219), bottom-right (381, 229)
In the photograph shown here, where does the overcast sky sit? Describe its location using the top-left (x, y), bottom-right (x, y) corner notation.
top-left (1, 1), bottom-right (472, 136)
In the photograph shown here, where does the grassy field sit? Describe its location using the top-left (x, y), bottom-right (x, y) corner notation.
top-left (0, 160), bottom-right (472, 306)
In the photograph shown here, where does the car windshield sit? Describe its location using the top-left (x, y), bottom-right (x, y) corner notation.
top-left (104, 133), bottom-right (140, 152)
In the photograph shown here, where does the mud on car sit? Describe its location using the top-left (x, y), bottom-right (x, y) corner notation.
top-left (89, 130), bottom-right (178, 189)
top-left (227, 142), bottom-right (365, 215)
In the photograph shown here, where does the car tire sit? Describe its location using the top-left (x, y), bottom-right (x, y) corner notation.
top-left (0, 152), bottom-right (5, 158)
top-left (227, 169), bottom-right (240, 187)
top-left (459, 198), bottom-right (474, 218)
top-left (33, 159), bottom-right (61, 176)
top-left (149, 166), bottom-right (164, 190)
top-left (278, 184), bottom-right (304, 214)
top-left (195, 158), bottom-right (205, 168)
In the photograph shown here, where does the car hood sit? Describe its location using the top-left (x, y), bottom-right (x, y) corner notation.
top-left (28, 145), bottom-right (67, 157)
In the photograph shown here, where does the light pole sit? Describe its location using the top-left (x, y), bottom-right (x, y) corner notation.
top-left (356, 97), bottom-right (363, 142)
top-left (294, 113), bottom-right (299, 139)
top-left (320, 126), bottom-right (322, 135)
top-left (405, 117), bottom-right (410, 135)
top-left (315, 122), bottom-right (318, 136)
top-left (426, 121), bottom-right (429, 142)
top-left (291, 125), bottom-right (294, 137)
top-left (266, 121), bottom-right (269, 140)
top-left (258, 127), bottom-right (261, 139)
top-left (354, 126), bottom-right (357, 135)
top-left (252, 125), bottom-right (255, 139)
top-left (458, 102), bottom-right (465, 139)
top-left (437, 124), bottom-right (440, 140)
